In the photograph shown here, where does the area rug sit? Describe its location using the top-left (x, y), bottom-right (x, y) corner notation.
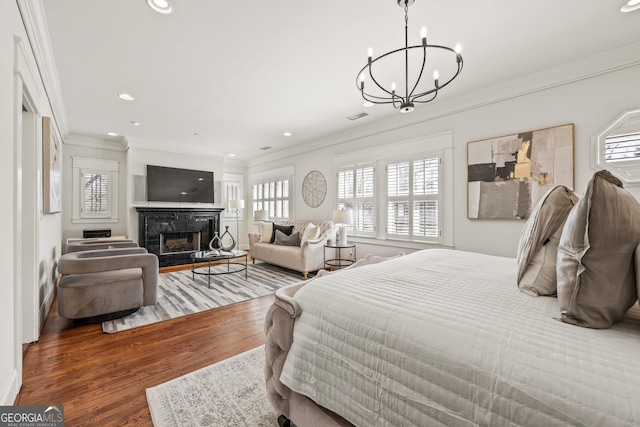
top-left (102, 262), bottom-right (304, 333)
top-left (146, 346), bottom-right (280, 427)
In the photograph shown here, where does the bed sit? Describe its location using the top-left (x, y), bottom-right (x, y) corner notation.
top-left (264, 249), bottom-right (640, 427)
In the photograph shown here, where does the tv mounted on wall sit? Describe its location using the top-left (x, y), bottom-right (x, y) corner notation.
top-left (146, 165), bottom-right (214, 203)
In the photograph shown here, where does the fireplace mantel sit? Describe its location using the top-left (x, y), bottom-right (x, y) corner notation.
top-left (136, 207), bottom-right (224, 267)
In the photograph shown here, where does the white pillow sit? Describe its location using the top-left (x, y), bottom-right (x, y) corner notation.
top-left (300, 223), bottom-right (320, 246)
top-left (258, 222), bottom-right (272, 243)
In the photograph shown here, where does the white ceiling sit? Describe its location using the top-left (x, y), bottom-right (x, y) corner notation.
top-left (40, 0), bottom-right (640, 161)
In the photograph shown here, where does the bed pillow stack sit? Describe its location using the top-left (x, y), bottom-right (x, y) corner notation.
top-left (516, 185), bottom-right (579, 296)
top-left (556, 170), bottom-right (640, 328)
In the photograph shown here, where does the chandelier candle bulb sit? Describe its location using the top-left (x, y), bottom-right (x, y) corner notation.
top-left (421, 26), bottom-right (427, 45)
top-left (359, 73), bottom-right (365, 89)
top-left (367, 47), bottom-right (373, 64)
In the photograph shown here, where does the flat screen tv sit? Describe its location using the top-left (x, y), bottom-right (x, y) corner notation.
top-left (146, 165), bottom-right (214, 203)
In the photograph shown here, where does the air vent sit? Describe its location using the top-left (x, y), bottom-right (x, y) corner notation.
top-left (346, 112), bottom-right (369, 121)
top-left (259, 146), bottom-right (272, 151)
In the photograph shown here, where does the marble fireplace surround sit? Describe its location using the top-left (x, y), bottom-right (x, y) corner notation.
top-left (136, 207), bottom-right (223, 267)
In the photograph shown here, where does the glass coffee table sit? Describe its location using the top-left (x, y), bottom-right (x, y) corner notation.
top-left (190, 249), bottom-right (248, 288)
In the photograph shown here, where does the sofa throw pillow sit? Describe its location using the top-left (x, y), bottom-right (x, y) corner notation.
top-left (271, 224), bottom-right (294, 244)
top-left (557, 170), bottom-right (640, 328)
top-left (300, 223), bottom-right (320, 246)
top-left (258, 222), bottom-right (273, 243)
top-left (274, 230), bottom-right (301, 246)
top-left (516, 185), bottom-right (579, 296)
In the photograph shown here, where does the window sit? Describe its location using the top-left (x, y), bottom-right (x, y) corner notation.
top-left (387, 153), bottom-right (441, 242)
top-left (82, 171), bottom-right (109, 217)
top-left (337, 164), bottom-right (375, 236)
top-left (593, 108), bottom-right (640, 184)
top-left (334, 132), bottom-right (452, 247)
top-left (604, 132), bottom-right (640, 161)
top-left (223, 173), bottom-right (244, 219)
top-left (252, 177), bottom-right (291, 220)
top-left (71, 156), bottom-right (119, 223)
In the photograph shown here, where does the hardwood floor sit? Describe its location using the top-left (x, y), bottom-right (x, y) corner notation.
top-left (16, 270), bottom-right (275, 426)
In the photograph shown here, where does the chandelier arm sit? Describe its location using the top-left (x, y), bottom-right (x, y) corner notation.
top-left (360, 90), bottom-right (397, 105)
top-left (361, 92), bottom-right (399, 103)
top-left (412, 91), bottom-right (438, 104)
top-left (413, 50), bottom-right (464, 96)
top-left (407, 45), bottom-right (428, 99)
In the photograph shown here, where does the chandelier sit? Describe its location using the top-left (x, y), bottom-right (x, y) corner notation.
top-left (356, 0), bottom-right (463, 113)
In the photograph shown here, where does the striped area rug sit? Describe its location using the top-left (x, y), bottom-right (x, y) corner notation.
top-left (102, 262), bottom-right (305, 333)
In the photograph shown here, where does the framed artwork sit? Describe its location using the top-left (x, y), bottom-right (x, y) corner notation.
top-left (42, 116), bottom-right (61, 214)
top-left (467, 123), bottom-right (574, 220)
top-left (302, 170), bottom-right (327, 208)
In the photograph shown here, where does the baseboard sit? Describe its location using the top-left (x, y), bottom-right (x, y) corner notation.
top-left (0, 368), bottom-right (19, 405)
top-left (39, 283), bottom-right (56, 333)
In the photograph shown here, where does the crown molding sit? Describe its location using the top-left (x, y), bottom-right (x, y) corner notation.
top-left (123, 136), bottom-right (227, 160)
top-left (17, 0), bottom-right (69, 137)
top-left (248, 41), bottom-right (640, 168)
top-left (64, 135), bottom-right (127, 152)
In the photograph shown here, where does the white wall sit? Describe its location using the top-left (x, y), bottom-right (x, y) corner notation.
top-left (2, 0), bottom-right (63, 405)
top-left (60, 139), bottom-right (128, 243)
top-left (248, 64), bottom-right (640, 259)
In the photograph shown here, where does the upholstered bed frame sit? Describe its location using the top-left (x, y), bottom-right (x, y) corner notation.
top-left (265, 281), bottom-right (353, 427)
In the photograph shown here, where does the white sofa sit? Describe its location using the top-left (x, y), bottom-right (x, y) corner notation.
top-left (248, 219), bottom-right (335, 279)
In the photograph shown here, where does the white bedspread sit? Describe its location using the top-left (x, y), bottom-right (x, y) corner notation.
top-left (280, 249), bottom-right (640, 427)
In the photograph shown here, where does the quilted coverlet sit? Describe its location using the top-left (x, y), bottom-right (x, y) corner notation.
top-left (280, 249), bottom-right (640, 426)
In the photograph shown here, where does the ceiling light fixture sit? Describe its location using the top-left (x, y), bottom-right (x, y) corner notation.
top-left (356, 0), bottom-right (463, 113)
top-left (283, 132), bottom-right (292, 137)
top-left (131, 121), bottom-right (140, 126)
top-left (621, 0), bottom-right (640, 12)
top-left (118, 93), bottom-right (134, 101)
top-left (107, 132), bottom-right (118, 136)
top-left (147, 0), bottom-right (174, 14)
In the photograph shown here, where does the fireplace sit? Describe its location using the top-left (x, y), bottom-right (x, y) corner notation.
top-left (160, 231), bottom-right (201, 255)
top-left (136, 207), bottom-right (223, 267)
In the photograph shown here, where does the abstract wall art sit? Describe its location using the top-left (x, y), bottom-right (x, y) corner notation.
top-left (43, 116), bottom-right (61, 214)
top-left (467, 124), bottom-right (574, 219)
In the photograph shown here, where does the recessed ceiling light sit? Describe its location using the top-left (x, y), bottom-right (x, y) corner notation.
top-left (363, 101), bottom-right (374, 107)
top-left (228, 153), bottom-right (237, 157)
top-left (283, 132), bottom-right (292, 137)
top-left (107, 132), bottom-right (118, 137)
top-left (147, 0), bottom-right (174, 14)
top-left (621, 0), bottom-right (640, 12)
top-left (118, 93), bottom-right (134, 101)
top-left (180, 191), bottom-right (187, 195)
top-left (131, 121), bottom-right (140, 126)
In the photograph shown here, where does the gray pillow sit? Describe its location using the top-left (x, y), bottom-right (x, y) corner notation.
top-left (274, 230), bottom-right (300, 246)
top-left (516, 185), bottom-right (579, 296)
top-left (557, 170), bottom-right (640, 328)
top-left (270, 224), bottom-right (294, 243)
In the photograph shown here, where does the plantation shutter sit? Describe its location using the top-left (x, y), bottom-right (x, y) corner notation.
top-left (82, 171), bottom-right (109, 216)
top-left (337, 165), bottom-right (375, 236)
top-left (605, 132), bottom-right (640, 161)
top-left (387, 154), bottom-right (441, 241)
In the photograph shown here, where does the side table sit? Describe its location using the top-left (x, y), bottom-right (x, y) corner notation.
top-left (324, 242), bottom-right (356, 271)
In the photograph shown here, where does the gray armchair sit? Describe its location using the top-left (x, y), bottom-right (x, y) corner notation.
top-left (57, 247), bottom-right (159, 320)
top-left (64, 239), bottom-right (138, 253)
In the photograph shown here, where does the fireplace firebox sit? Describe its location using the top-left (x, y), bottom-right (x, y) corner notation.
top-left (136, 207), bottom-right (223, 267)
